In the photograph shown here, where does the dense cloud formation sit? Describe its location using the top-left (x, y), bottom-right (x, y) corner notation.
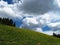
top-left (18, 0), bottom-right (55, 15)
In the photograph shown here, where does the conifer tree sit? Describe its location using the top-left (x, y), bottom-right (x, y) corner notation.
top-left (0, 17), bottom-right (16, 27)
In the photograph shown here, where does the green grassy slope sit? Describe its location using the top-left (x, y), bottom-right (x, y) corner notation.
top-left (0, 24), bottom-right (60, 45)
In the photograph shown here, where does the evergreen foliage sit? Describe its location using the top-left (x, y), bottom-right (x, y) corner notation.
top-left (53, 33), bottom-right (60, 38)
top-left (0, 17), bottom-right (15, 27)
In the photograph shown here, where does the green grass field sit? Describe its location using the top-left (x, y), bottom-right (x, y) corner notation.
top-left (0, 24), bottom-right (60, 45)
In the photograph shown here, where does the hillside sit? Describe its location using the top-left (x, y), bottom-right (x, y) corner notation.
top-left (0, 24), bottom-right (60, 45)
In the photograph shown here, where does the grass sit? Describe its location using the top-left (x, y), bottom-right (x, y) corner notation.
top-left (0, 24), bottom-right (60, 45)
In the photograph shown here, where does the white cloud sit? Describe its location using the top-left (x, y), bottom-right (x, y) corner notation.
top-left (48, 22), bottom-right (60, 28)
top-left (20, 17), bottom-right (40, 30)
top-left (0, 0), bottom-right (7, 8)
top-left (0, 0), bottom-right (23, 19)
top-left (20, 15), bottom-right (50, 32)
top-left (35, 28), bottom-right (42, 32)
top-left (55, 0), bottom-right (60, 7)
top-left (43, 31), bottom-right (53, 35)
top-left (0, 1), bottom-right (14, 18)
top-left (22, 18), bottom-right (38, 25)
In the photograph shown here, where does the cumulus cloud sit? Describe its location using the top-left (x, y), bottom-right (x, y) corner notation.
top-left (0, 1), bottom-right (14, 18)
top-left (0, 0), bottom-right (23, 19)
top-left (20, 14), bottom-right (51, 32)
top-left (48, 22), bottom-right (60, 31)
top-left (20, 17), bottom-right (40, 30)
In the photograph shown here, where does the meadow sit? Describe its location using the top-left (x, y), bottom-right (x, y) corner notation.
top-left (0, 24), bottom-right (60, 45)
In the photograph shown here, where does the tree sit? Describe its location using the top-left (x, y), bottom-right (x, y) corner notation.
top-left (53, 33), bottom-right (60, 38)
top-left (13, 22), bottom-right (16, 27)
top-left (0, 17), bottom-right (16, 27)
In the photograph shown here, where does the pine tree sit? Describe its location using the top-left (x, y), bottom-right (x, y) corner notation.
top-left (0, 17), bottom-right (16, 27)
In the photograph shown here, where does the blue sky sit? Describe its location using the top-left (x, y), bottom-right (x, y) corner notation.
top-left (3, 0), bottom-right (13, 4)
top-left (3, 0), bottom-right (21, 4)
top-left (0, 0), bottom-right (60, 35)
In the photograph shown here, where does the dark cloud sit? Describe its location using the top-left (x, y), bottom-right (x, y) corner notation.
top-left (17, 0), bottom-right (55, 15)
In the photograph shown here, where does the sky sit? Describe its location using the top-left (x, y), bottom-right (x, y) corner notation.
top-left (0, 0), bottom-right (60, 35)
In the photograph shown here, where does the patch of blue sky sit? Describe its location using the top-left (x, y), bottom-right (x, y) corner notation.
top-left (43, 26), bottom-right (51, 31)
top-left (3, 0), bottom-right (13, 4)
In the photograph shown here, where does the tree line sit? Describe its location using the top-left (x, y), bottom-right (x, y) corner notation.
top-left (53, 33), bottom-right (60, 38)
top-left (0, 18), bottom-right (15, 27)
